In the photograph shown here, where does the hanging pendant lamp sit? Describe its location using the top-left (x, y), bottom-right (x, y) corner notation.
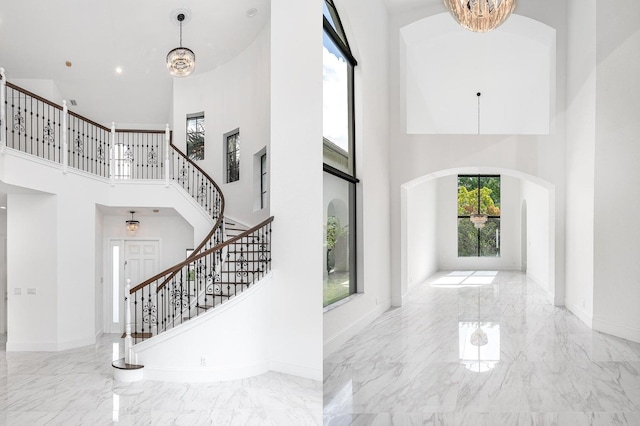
top-left (443, 0), bottom-right (516, 33)
top-left (167, 13), bottom-right (195, 77)
top-left (126, 211), bottom-right (140, 233)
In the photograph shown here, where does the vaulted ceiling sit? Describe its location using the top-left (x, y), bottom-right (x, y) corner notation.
top-left (0, 0), bottom-right (269, 127)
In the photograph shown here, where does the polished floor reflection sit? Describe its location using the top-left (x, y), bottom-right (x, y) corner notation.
top-left (0, 334), bottom-right (321, 425)
top-left (324, 271), bottom-right (640, 425)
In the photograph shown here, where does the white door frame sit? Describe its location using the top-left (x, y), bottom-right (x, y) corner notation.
top-left (106, 238), bottom-right (160, 334)
top-left (0, 236), bottom-right (6, 334)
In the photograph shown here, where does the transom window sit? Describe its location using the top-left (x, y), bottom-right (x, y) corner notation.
top-left (458, 175), bottom-right (501, 257)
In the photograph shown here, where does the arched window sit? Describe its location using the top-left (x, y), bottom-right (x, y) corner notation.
top-left (323, 0), bottom-right (358, 307)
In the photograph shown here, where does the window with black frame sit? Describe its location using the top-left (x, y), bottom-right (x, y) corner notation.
top-left (323, 0), bottom-right (358, 307)
top-left (225, 129), bottom-right (240, 183)
top-left (186, 114), bottom-right (204, 161)
top-left (458, 175), bottom-right (501, 257)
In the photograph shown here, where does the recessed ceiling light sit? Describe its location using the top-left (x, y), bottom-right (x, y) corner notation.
top-left (115, 67), bottom-right (123, 74)
top-left (246, 8), bottom-right (257, 18)
top-left (65, 61), bottom-right (72, 67)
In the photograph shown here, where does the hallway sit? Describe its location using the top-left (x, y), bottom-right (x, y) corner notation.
top-left (324, 271), bottom-right (640, 425)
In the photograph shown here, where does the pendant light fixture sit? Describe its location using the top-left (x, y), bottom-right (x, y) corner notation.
top-left (443, 0), bottom-right (516, 33)
top-left (167, 12), bottom-right (195, 77)
top-left (470, 162), bottom-right (488, 229)
top-left (126, 211), bottom-right (140, 233)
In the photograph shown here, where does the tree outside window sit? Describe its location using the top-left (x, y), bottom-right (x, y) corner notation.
top-left (186, 115), bottom-right (204, 161)
top-left (458, 175), bottom-right (501, 257)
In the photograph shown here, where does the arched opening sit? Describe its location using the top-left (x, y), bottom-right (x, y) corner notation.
top-left (400, 167), bottom-right (556, 305)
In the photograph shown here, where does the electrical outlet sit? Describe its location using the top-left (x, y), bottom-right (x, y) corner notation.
top-left (27, 288), bottom-right (36, 295)
top-left (200, 357), bottom-right (206, 367)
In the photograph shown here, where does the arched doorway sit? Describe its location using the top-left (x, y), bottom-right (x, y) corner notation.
top-left (399, 167), bottom-right (557, 306)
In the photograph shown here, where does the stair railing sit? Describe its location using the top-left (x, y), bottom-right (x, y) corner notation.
top-left (128, 216), bottom-right (273, 343)
top-left (1, 73), bottom-right (271, 343)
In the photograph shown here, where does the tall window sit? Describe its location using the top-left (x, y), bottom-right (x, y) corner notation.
top-left (225, 129), bottom-right (240, 183)
top-left (260, 153), bottom-right (267, 209)
top-left (323, 0), bottom-right (358, 307)
top-left (186, 114), bottom-right (205, 160)
top-left (458, 175), bottom-right (501, 257)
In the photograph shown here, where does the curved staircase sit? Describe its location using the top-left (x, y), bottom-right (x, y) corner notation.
top-left (0, 70), bottom-right (273, 379)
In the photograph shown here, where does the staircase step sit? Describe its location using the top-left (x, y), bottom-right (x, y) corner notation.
top-left (121, 332), bottom-right (152, 339)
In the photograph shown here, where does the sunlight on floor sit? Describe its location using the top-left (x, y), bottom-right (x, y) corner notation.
top-left (431, 271), bottom-right (497, 288)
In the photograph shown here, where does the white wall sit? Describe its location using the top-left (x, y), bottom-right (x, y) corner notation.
top-left (172, 23), bottom-right (271, 227)
top-left (101, 214), bottom-right (193, 273)
top-left (520, 179), bottom-right (552, 298)
top-left (1, 149), bottom-right (212, 351)
top-left (10, 78), bottom-right (62, 105)
top-left (592, 0), bottom-right (640, 342)
top-left (401, 14), bottom-right (554, 135)
top-left (389, 0), bottom-right (567, 307)
top-left (269, 0), bottom-right (323, 380)
top-left (322, 0), bottom-right (391, 357)
top-left (95, 208), bottom-right (103, 337)
top-left (134, 275), bottom-right (272, 382)
top-left (405, 179), bottom-right (438, 288)
top-left (564, 0), bottom-right (596, 326)
top-left (7, 193), bottom-right (59, 350)
top-left (0, 212), bottom-right (6, 334)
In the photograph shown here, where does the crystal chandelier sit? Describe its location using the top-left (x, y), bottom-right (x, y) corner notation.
top-left (126, 211), bottom-right (140, 233)
top-left (167, 13), bottom-right (195, 77)
top-left (443, 0), bottom-right (516, 33)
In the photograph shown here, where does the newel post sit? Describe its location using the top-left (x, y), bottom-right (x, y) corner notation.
top-left (164, 123), bottom-right (170, 187)
top-left (124, 279), bottom-right (133, 364)
top-left (110, 122), bottom-right (116, 186)
top-left (0, 67), bottom-right (6, 153)
top-left (62, 100), bottom-right (68, 173)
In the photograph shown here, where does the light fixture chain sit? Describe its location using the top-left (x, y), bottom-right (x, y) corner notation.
top-left (477, 92), bottom-right (481, 135)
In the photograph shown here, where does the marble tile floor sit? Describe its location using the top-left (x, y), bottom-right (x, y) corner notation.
top-left (324, 271), bottom-right (640, 425)
top-left (0, 334), bottom-right (321, 425)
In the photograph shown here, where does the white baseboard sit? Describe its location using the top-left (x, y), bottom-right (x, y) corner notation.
top-left (323, 300), bottom-right (390, 358)
top-left (565, 301), bottom-right (593, 328)
top-left (6, 335), bottom-right (95, 352)
top-left (269, 360), bottom-right (322, 382)
top-left (593, 316), bottom-right (640, 344)
top-left (6, 340), bottom-right (59, 351)
top-left (526, 273), bottom-right (556, 305)
top-left (142, 361), bottom-right (270, 382)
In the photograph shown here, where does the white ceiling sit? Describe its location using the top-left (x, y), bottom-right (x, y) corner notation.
top-left (0, 0), bottom-right (270, 128)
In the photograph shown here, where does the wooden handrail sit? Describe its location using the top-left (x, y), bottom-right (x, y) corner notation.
top-left (6, 82), bottom-right (63, 111)
top-left (128, 143), bottom-right (226, 294)
top-left (170, 142), bottom-right (226, 257)
top-left (130, 216), bottom-right (274, 294)
top-left (115, 129), bottom-right (166, 134)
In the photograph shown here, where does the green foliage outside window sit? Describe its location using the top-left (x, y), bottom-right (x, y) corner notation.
top-left (187, 116), bottom-right (205, 161)
top-left (458, 175), bottom-right (501, 257)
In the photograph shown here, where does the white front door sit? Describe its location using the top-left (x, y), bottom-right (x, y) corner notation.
top-left (109, 240), bottom-right (159, 333)
top-left (124, 240), bottom-right (159, 331)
